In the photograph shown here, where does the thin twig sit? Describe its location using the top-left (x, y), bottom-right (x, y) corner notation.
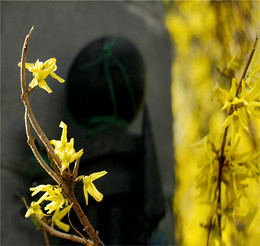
top-left (72, 157), bottom-right (81, 180)
top-left (41, 227), bottom-right (50, 246)
top-left (65, 192), bottom-right (104, 246)
top-left (35, 214), bottom-right (91, 246)
top-left (47, 149), bottom-right (62, 179)
top-left (68, 204), bottom-right (89, 242)
top-left (235, 36), bottom-right (258, 97)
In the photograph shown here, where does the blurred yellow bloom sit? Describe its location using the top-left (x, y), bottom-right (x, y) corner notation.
top-left (223, 109), bottom-right (249, 142)
top-left (79, 171), bottom-right (107, 205)
top-left (218, 78), bottom-right (243, 111)
top-left (25, 201), bottom-right (45, 219)
top-left (219, 77), bottom-right (260, 115)
top-left (18, 58), bottom-right (64, 93)
top-left (52, 205), bottom-right (71, 232)
top-left (219, 77), bottom-right (260, 142)
top-left (50, 121), bottom-right (83, 172)
top-left (241, 79), bottom-right (260, 118)
top-left (225, 137), bottom-right (250, 169)
top-left (165, 1), bottom-right (260, 244)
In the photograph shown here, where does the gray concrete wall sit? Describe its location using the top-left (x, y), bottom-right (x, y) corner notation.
top-left (1, 1), bottom-right (174, 245)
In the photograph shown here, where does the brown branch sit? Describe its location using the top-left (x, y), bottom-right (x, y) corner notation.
top-left (25, 109), bottom-right (62, 184)
top-left (38, 216), bottom-right (92, 246)
top-left (68, 204), bottom-right (88, 242)
top-left (41, 227), bottom-right (50, 246)
top-left (235, 36), bottom-right (258, 97)
top-left (34, 213), bottom-right (92, 246)
top-left (20, 27), bottom-right (104, 246)
top-left (64, 191), bottom-right (104, 246)
top-left (20, 26), bottom-right (63, 170)
top-left (23, 197), bottom-right (92, 245)
top-left (47, 149), bottom-right (62, 180)
top-left (72, 157), bottom-right (81, 180)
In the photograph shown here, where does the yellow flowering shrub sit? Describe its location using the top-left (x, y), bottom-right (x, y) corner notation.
top-left (164, 1), bottom-right (260, 245)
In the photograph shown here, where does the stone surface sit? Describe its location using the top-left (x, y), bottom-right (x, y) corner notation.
top-left (1, 1), bottom-right (174, 245)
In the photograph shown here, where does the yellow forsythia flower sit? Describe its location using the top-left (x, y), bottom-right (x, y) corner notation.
top-left (26, 185), bottom-right (70, 232)
top-left (25, 201), bottom-right (45, 219)
top-left (44, 187), bottom-right (68, 214)
top-left (18, 58), bottom-right (64, 93)
top-left (52, 205), bottom-right (71, 232)
top-left (50, 121), bottom-right (83, 172)
top-left (29, 184), bottom-right (68, 214)
top-left (78, 171), bottom-right (107, 205)
top-left (218, 78), bottom-right (243, 111)
top-left (219, 78), bottom-right (260, 142)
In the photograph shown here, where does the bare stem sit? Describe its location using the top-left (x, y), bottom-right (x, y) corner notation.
top-left (64, 191), bottom-right (104, 246)
top-left (41, 227), bottom-right (50, 246)
top-left (68, 205), bottom-right (88, 242)
top-left (235, 36), bottom-right (258, 97)
top-left (25, 109), bottom-right (62, 184)
top-left (72, 157), bottom-right (81, 180)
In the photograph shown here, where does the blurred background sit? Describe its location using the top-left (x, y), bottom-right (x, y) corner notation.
top-left (164, 1), bottom-right (260, 245)
top-left (1, 1), bottom-right (174, 245)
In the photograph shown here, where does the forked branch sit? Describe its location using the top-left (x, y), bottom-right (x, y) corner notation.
top-left (20, 26), bottom-right (104, 246)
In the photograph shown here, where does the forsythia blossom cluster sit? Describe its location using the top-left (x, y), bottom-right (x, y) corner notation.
top-left (25, 184), bottom-right (71, 232)
top-left (21, 58), bottom-right (107, 233)
top-left (219, 77), bottom-right (260, 143)
top-left (196, 54), bottom-right (260, 244)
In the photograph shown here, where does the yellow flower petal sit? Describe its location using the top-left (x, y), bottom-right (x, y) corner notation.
top-left (53, 217), bottom-right (70, 232)
top-left (82, 171), bottom-right (107, 205)
top-left (54, 205), bottom-right (71, 220)
top-left (83, 182), bottom-right (89, 205)
top-left (18, 58), bottom-right (64, 93)
top-left (50, 121), bottom-right (83, 171)
top-left (87, 182), bottom-right (104, 202)
top-left (25, 201), bottom-right (45, 218)
top-left (29, 78), bottom-right (38, 89)
top-left (30, 184), bottom-right (53, 196)
top-left (50, 72), bottom-right (65, 83)
top-left (49, 140), bottom-right (60, 148)
top-left (59, 121), bottom-right (68, 144)
top-left (89, 171), bottom-right (108, 181)
top-left (38, 79), bottom-right (53, 93)
top-left (230, 77), bottom-right (237, 98)
top-left (17, 62), bottom-right (35, 69)
top-left (70, 149), bottom-right (83, 163)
